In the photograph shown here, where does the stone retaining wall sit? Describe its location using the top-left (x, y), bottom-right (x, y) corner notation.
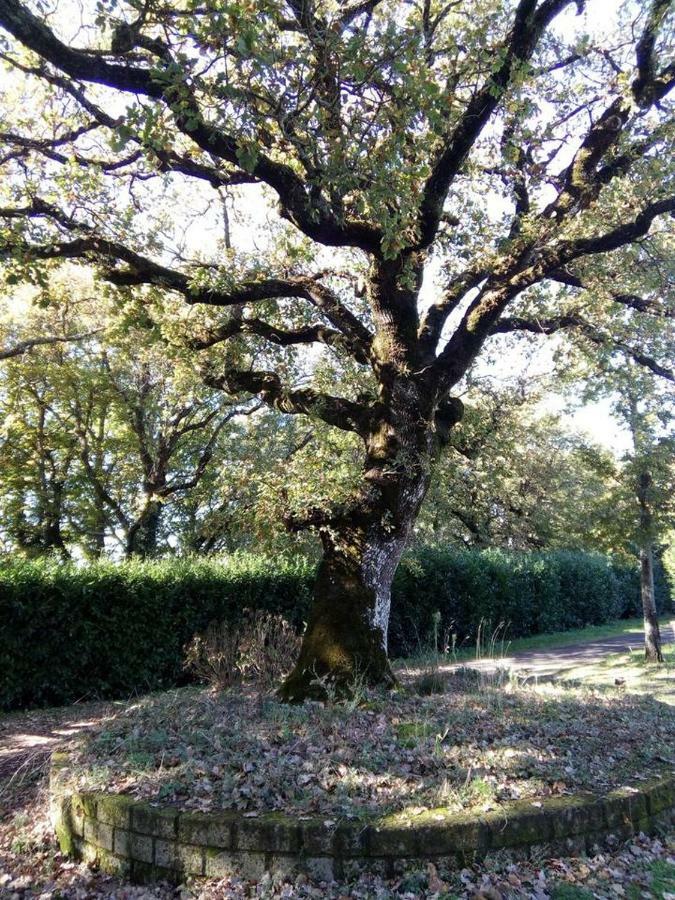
top-left (50, 753), bottom-right (675, 884)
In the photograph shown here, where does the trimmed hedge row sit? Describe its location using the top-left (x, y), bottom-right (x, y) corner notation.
top-left (0, 549), bottom-right (670, 710)
top-left (390, 548), bottom-right (669, 655)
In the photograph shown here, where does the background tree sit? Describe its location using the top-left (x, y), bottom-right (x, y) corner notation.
top-left (584, 364), bottom-right (674, 661)
top-left (0, 275), bottom-right (253, 558)
top-left (417, 377), bottom-right (620, 551)
top-left (0, 0), bottom-right (673, 697)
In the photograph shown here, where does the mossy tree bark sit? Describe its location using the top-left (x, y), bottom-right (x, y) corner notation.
top-left (279, 378), bottom-right (462, 701)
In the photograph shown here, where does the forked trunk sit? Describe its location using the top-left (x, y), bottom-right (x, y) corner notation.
top-left (641, 543), bottom-right (663, 663)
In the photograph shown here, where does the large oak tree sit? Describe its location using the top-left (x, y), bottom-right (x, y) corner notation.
top-left (0, 0), bottom-right (673, 698)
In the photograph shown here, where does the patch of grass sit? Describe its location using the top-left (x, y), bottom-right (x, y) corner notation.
top-left (396, 721), bottom-right (436, 746)
top-left (562, 643), bottom-right (675, 705)
top-left (646, 858), bottom-right (675, 898)
top-left (414, 670), bottom-right (448, 695)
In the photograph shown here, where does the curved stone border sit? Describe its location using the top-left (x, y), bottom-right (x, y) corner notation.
top-left (50, 752), bottom-right (675, 883)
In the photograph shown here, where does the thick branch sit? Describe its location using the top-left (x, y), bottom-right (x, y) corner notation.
top-left (203, 367), bottom-right (374, 436)
top-left (558, 197), bottom-right (675, 262)
top-left (549, 268), bottom-right (674, 318)
top-left (633, 0), bottom-right (675, 107)
top-left (414, 0), bottom-right (574, 249)
top-left (0, 330), bottom-right (100, 360)
top-left (432, 195), bottom-right (674, 386)
top-left (190, 316), bottom-right (347, 353)
top-left (0, 198), bottom-right (374, 361)
top-left (0, 128), bottom-right (258, 187)
top-left (493, 314), bottom-right (674, 382)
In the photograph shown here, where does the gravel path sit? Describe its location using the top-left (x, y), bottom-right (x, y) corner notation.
top-left (449, 619), bottom-right (675, 678)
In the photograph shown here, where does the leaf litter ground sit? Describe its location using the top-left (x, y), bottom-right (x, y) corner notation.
top-left (65, 674), bottom-right (674, 819)
top-left (2, 677), bottom-right (675, 898)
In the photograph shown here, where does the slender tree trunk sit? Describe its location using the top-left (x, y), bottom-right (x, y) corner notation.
top-left (641, 542), bottom-right (663, 663)
top-left (636, 468), bottom-right (664, 663)
top-left (90, 500), bottom-right (107, 557)
top-left (41, 481), bottom-right (70, 559)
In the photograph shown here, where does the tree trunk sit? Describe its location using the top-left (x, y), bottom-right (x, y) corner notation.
top-left (635, 466), bottom-right (663, 664)
top-left (641, 542), bottom-right (663, 663)
top-left (41, 481), bottom-right (70, 559)
top-left (278, 484), bottom-right (425, 701)
top-left (91, 502), bottom-right (107, 557)
top-left (126, 497), bottom-right (162, 558)
top-left (279, 381), bottom-right (449, 701)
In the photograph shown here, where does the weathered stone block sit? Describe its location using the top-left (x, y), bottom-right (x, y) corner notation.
top-left (413, 809), bottom-right (487, 856)
top-left (204, 848), bottom-right (265, 880)
top-left (113, 828), bottom-right (130, 857)
top-left (177, 810), bottom-right (233, 848)
top-left (303, 856), bottom-right (335, 882)
top-left (268, 854), bottom-right (300, 878)
top-left (96, 794), bottom-right (133, 828)
top-left (544, 795), bottom-right (605, 839)
top-left (131, 803), bottom-right (177, 839)
top-left (83, 819), bottom-right (114, 851)
top-left (154, 838), bottom-right (178, 870)
top-left (334, 822), bottom-right (370, 856)
top-left (128, 832), bottom-right (154, 864)
top-left (643, 777), bottom-right (675, 816)
top-left (237, 816), bottom-right (300, 853)
top-left (205, 848), bottom-right (238, 878)
top-left (176, 843), bottom-right (205, 876)
top-left (369, 822), bottom-right (417, 857)
top-left (99, 822), bottom-right (115, 852)
top-left (97, 847), bottom-right (130, 876)
top-left (604, 788), bottom-right (647, 834)
top-left (68, 797), bottom-right (86, 837)
top-left (81, 841), bottom-right (100, 866)
top-left (54, 818), bottom-right (77, 857)
top-left (79, 793), bottom-right (98, 819)
top-left (484, 802), bottom-right (552, 849)
top-left (300, 820), bottom-right (335, 855)
top-left (129, 859), bottom-right (157, 883)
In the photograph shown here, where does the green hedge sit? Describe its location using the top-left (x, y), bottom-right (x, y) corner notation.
top-left (0, 549), bottom-right (669, 710)
top-left (390, 548), bottom-right (670, 656)
top-left (0, 555), bottom-right (313, 712)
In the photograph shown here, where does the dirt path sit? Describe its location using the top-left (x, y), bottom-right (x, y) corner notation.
top-left (0, 700), bottom-right (119, 815)
top-left (449, 619), bottom-right (675, 678)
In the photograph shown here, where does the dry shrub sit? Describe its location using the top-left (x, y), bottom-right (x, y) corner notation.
top-left (184, 609), bottom-right (301, 691)
top-left (184, 621), bottom-right (242, 690)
